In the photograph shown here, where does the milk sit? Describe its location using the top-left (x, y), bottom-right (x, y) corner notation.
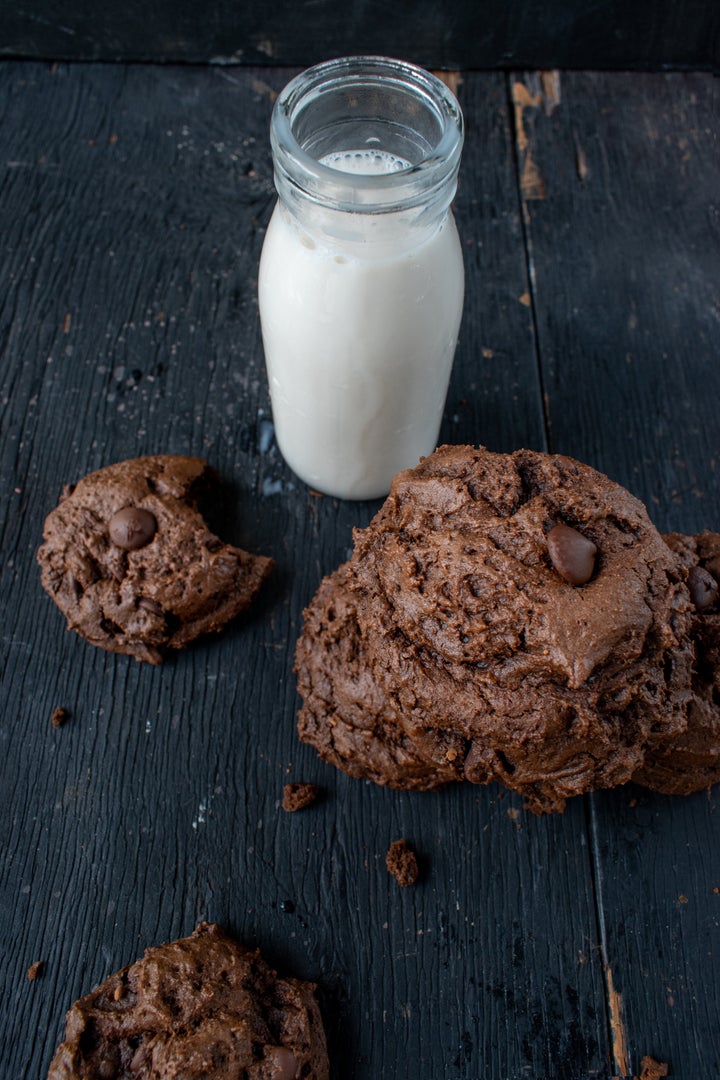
top-left (320, 148), bottom-right (409, 174)
top-left (258, 151), bottom-right (464, 500)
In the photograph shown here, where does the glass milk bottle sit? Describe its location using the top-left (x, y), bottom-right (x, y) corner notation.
top-left (258, 56), bottom-right (464, 500)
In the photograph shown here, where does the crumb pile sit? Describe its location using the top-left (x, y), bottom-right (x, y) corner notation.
top-left (295, 445), bottom-right (719, 812)
top-left (37, 455), bottom-right (273, 664)
top-left (47, 922), bottom-right (328, 1080)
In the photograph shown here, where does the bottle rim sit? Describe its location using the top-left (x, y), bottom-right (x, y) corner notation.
top-left (270, 55), bottom-right (464, 213)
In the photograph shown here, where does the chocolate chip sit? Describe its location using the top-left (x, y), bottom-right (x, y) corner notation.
top-left (688, 565), bottom-right (718, 611)
top-left (265, 1046), bottom-right (298, 1080)
top-left (547, 523), bottom-right (597, 585)
top-left (138, 597), bottom-right (163, 615)
top-left (108, 507), bottom-right (157, 550)
top-left (204, 535), bottom-right (223, 553)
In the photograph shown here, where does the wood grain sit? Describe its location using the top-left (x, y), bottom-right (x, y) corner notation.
top-left (1, 0), bottom-right (718, 70)
top-left (511, 68), bottom-right (720, 1079)
top-left (0, 62), bottom-right (718, 1079)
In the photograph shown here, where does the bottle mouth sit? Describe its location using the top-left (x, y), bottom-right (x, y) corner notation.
top-left (271, 56), bottom-right (464, 213)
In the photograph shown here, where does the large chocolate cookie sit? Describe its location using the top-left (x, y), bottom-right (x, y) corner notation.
top-left (633, 531), bottom-right (720, 796)
top-left (296, 445), bottom-right (694, 812)
top-left (37, 456), bottom-right (273, 663)
top-left (47, 922), bottom-right (329, 1079)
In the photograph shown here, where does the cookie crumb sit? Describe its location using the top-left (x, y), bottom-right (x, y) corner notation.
top-left (385, 839), bottom-right (419, 887)
top-left (638, 1056), bottom-right (669, 1080)
top-left (27, 961), bottom-right (44, 981)
top-left (282, 783), bottom-right (320, 812)
top-left (51, 707), bottom-right (68, 728)
top-left (113, 983), bottom-right (125, 1001)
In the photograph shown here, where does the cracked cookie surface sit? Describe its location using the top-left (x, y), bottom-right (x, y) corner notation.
top-left (634, 531), bottom-right (720, 795)
top-left (37, 455), bottom-right (273, 663)
top-left (296, 445), bottom-right (695, 812)
top-left (47, 922), bottom-right (328, 1080)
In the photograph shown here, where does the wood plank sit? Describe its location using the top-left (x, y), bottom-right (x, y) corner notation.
top-left (0, 62), bottom-right (615, 1078)
top-left (510, 71), bottom-right (720, 526)
top-left (1, 0), bottom-right (718, 71)
top-left (514, 69), bottom-right (720, 1077)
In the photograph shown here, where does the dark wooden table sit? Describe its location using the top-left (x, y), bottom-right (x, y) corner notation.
top-left (1, 61), bottom-right (718, 1080)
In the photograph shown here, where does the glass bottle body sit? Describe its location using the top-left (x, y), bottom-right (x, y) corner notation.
top-left (258, 57), bottom-right (465, 500)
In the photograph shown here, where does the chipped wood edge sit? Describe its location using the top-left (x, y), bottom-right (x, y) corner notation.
top-left (432, 70), bottom-right (463, 98)
top-left (606, 966), bottom-right (630, 1078)
top-left (511, 71), bottom-right (562, 201)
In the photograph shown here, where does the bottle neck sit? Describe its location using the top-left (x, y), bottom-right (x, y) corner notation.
top-left (270, 56), bottom-right (464, 223)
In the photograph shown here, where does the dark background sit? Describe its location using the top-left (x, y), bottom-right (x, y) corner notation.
top-left (1, 5), bottom-right (719, 1080)
top-left (1, 0), bottom-right (719, 70)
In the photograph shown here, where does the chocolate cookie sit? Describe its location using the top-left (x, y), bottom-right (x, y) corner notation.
top-left (633, 531), bottom-right (720, 796)
top-left (295, 565), bottom-right (463, 791)
top-left (47, 922), bottom-right (329, 1079)
top-left (37, 456), bottom-right (273, 663)
top-left (296, 445), bottom-right (694, 812)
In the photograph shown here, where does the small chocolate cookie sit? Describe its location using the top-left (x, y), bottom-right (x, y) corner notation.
top-left (633, 531), bottom-right (720, 796)
top-left (296, 445), bottom-right (694, 812)
top-left (37, 456), bottom-right (273, 663)
top-left (47, 922), bottom-right (329, 1079)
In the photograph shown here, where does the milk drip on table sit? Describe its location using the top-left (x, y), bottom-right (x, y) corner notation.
top-left (259, 57), bottom-right (465, 500)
